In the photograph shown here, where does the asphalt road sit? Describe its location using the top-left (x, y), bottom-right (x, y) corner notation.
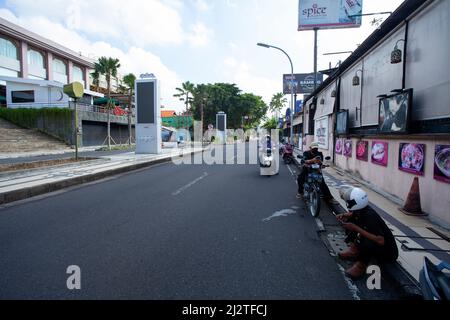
top-left (0, 144), bottom-right (355, 299)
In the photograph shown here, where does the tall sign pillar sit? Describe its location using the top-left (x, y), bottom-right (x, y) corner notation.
top-left (216, 112), bottom-right (227, 144)
top-left (135, 74), bottom-right (162, 154)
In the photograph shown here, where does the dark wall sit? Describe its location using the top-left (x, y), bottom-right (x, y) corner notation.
top-left (82, 121), bottom-right (135, 147)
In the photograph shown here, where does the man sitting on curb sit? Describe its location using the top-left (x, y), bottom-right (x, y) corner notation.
top-left (336, 187), bottom-right (399, 279)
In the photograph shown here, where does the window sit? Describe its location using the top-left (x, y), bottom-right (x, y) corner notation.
top-left (11, 90), bottom-right (35, 103)
top-left (73, 65), bottom-right (83, 82)
top-left (53, 58), bottom-right (66, 75)
top-left (0, 37), bottom-right (18, 60)
top-left (28, 49), bottom-right (45, 68)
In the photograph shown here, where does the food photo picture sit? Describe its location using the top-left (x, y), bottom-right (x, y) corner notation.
top-left (371, 141), bottom-right (389, 167)
top-left (398, 143), bottom-right (425, 175)
top-left (343, 140), bottom-right (352, 157)
top-left (434, 145), bottom-right (450, 184)
top-left (356, 141), bottom-right (369, 161)
top-left (335, 139), bottom-right (343, 155)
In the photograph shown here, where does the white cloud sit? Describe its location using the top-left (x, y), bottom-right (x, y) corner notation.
top-left (187, 22), bottom-right (214, 47)
top-left (3, 0), bottom-right (213, 48)
top-left (0, 9), bottom-right (185, 112)
top-left (194, 0), bottom-right (210, 12)
top-left (222, 57), bottom-right (279, 106)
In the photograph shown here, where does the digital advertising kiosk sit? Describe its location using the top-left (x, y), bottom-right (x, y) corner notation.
top-left (135, 75), bottom-right (162, 154)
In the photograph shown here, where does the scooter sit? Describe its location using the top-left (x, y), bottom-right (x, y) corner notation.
top-left (281, 143), bottom-right (294, 164)
top-left (259, 136), bottom-right (279, 177)
top-left (419, 257), bottom-right (450, 300)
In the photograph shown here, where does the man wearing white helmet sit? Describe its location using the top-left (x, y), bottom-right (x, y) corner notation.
top-left (336, 187), bottom-right (398, 278)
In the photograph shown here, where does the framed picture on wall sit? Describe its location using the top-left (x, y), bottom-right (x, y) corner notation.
top-left (371, 141), bottom-right (389, 167)
top-left (378, 89), bottom-right (412, 134)
top-left (336, 110), bottom-right (349, 135)
top-left (398, 143), bottom-right (425, 176)
top-left (434, 145), bottom-right (450, 184)
top-left (356, 141), bottom-right (369, 162)
top-left (343, 140), bottom-right (352, 158)
top-left (335, 138), bottom-right (343, 155)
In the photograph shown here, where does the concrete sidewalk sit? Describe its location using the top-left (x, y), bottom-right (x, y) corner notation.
top-left (0, 146), bottom-right (205, 205)
top-left (293, 148), bottom-right (450, 285)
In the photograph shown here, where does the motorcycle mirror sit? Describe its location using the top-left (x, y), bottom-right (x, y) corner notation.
top-left (325, 156), bottom-right (331, 161)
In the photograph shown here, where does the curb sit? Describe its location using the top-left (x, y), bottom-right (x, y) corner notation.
top-left (0, 149), bottom-right (204, 206)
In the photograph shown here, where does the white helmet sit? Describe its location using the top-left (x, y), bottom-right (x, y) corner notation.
top-left (339, 187), bottom-right (369, 211)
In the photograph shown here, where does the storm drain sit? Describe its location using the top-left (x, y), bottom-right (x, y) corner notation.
top-left (327, 233), bottom-right (350, 256)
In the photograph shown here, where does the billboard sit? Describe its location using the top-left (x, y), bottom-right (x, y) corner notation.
top-left (283, 73), bottom-right (324, 94)
top-left (298, 0), bottom-right (363, 31)
top-left (136, 81), bottom-right (155, 124)
top-left (314, 116), bottom-right (328, 150)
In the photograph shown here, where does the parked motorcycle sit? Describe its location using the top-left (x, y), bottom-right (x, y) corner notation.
top-left (297, 155), bottom-right (331, 217)
top-left (419, 257), bottom-right (450, 300)
top-left (281, 143), bottom-right (294, 164)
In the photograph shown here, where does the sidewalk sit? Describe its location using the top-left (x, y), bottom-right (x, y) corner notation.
top-left (293, 149), bottom-right (450, 287)
top-left (0, 146), bottom-right (205, 205)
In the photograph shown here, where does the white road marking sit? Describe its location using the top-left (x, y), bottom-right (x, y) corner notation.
top-left (315, 218), bottom-right (325, 232)
top-left (337, 264), bottom-right (361, 300)
top-left (262, 209), bottom-right (297, 222)
top-left (172, 172), bottom-right (208, 196)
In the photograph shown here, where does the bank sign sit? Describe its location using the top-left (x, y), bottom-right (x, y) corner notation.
top-left (283, 73), bottom-right (324, 94)
top-left (298, 0), bottom-right (363, 31)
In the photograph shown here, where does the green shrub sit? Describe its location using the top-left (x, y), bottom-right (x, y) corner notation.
top-left (0, 108), bottom-right (73, 143)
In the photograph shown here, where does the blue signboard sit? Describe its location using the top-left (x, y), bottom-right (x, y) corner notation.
top-left (278, 117), bottom-right (284, 129)
top-left (285, 108), bottom-right (291, 122)
top-left (295, 100), bottom-right (303, 114)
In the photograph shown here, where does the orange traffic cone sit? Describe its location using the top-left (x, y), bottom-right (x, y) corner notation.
top-left (399, 177), bottom-right (428, 216)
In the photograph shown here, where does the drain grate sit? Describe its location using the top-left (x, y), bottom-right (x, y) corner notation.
top-left (327, 233), bottom-right (350, 253)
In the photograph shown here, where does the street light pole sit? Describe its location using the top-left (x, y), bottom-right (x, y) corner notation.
top-left (257, 43), bottom-right (294, 145)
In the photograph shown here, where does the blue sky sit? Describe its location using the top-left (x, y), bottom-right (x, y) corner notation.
top-left (0, 0), bottom-right (405, 113)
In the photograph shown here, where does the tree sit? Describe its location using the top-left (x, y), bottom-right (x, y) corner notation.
top-left (95, 56), bottom-right (121, 150)
top-left (262, 117), bottom-right (278, 130)
top-left (269, 93), bottom-right (287, 117)
top-left (190, 82), bottom-right (268, 131)
top-left (123, 73), bottom-right (136, 146)
top-left (91, 69), bottom-right (100, 92)
top-left (174, 81), bottom-right (195, 114)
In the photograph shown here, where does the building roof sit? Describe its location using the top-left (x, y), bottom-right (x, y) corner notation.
top-left (0, 17), bottom-right (95, 68)
top-left (161, 110), bottom-right (177, 118)
top-left (304, 0), bottom-right (429, 104)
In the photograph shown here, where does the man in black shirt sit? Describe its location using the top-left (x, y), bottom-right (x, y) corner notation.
top-left (296, 142), bottom-right (333, 200)
top-left (337, 187), bottom-right (399, 278)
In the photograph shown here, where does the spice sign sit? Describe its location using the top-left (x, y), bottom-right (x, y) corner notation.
top-left (298, 0), bottom-right (363, 31)
top-left (314, 116), bottom-right (329, 150)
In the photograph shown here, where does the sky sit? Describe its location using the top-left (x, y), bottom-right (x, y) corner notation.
top-left (0, 0), bottom-right (405, 113)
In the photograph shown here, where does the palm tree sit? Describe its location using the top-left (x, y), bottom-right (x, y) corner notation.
top-left (174, 81), bottom-right (195, 114)
top-left (269, 93), bottom-right (287, 118)
top-left (123, 73), bottom-right (136, 146)
top-left (96, 56), bottom-right (121, 150)
top-left (91, 68), bottom-right (100, 92)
